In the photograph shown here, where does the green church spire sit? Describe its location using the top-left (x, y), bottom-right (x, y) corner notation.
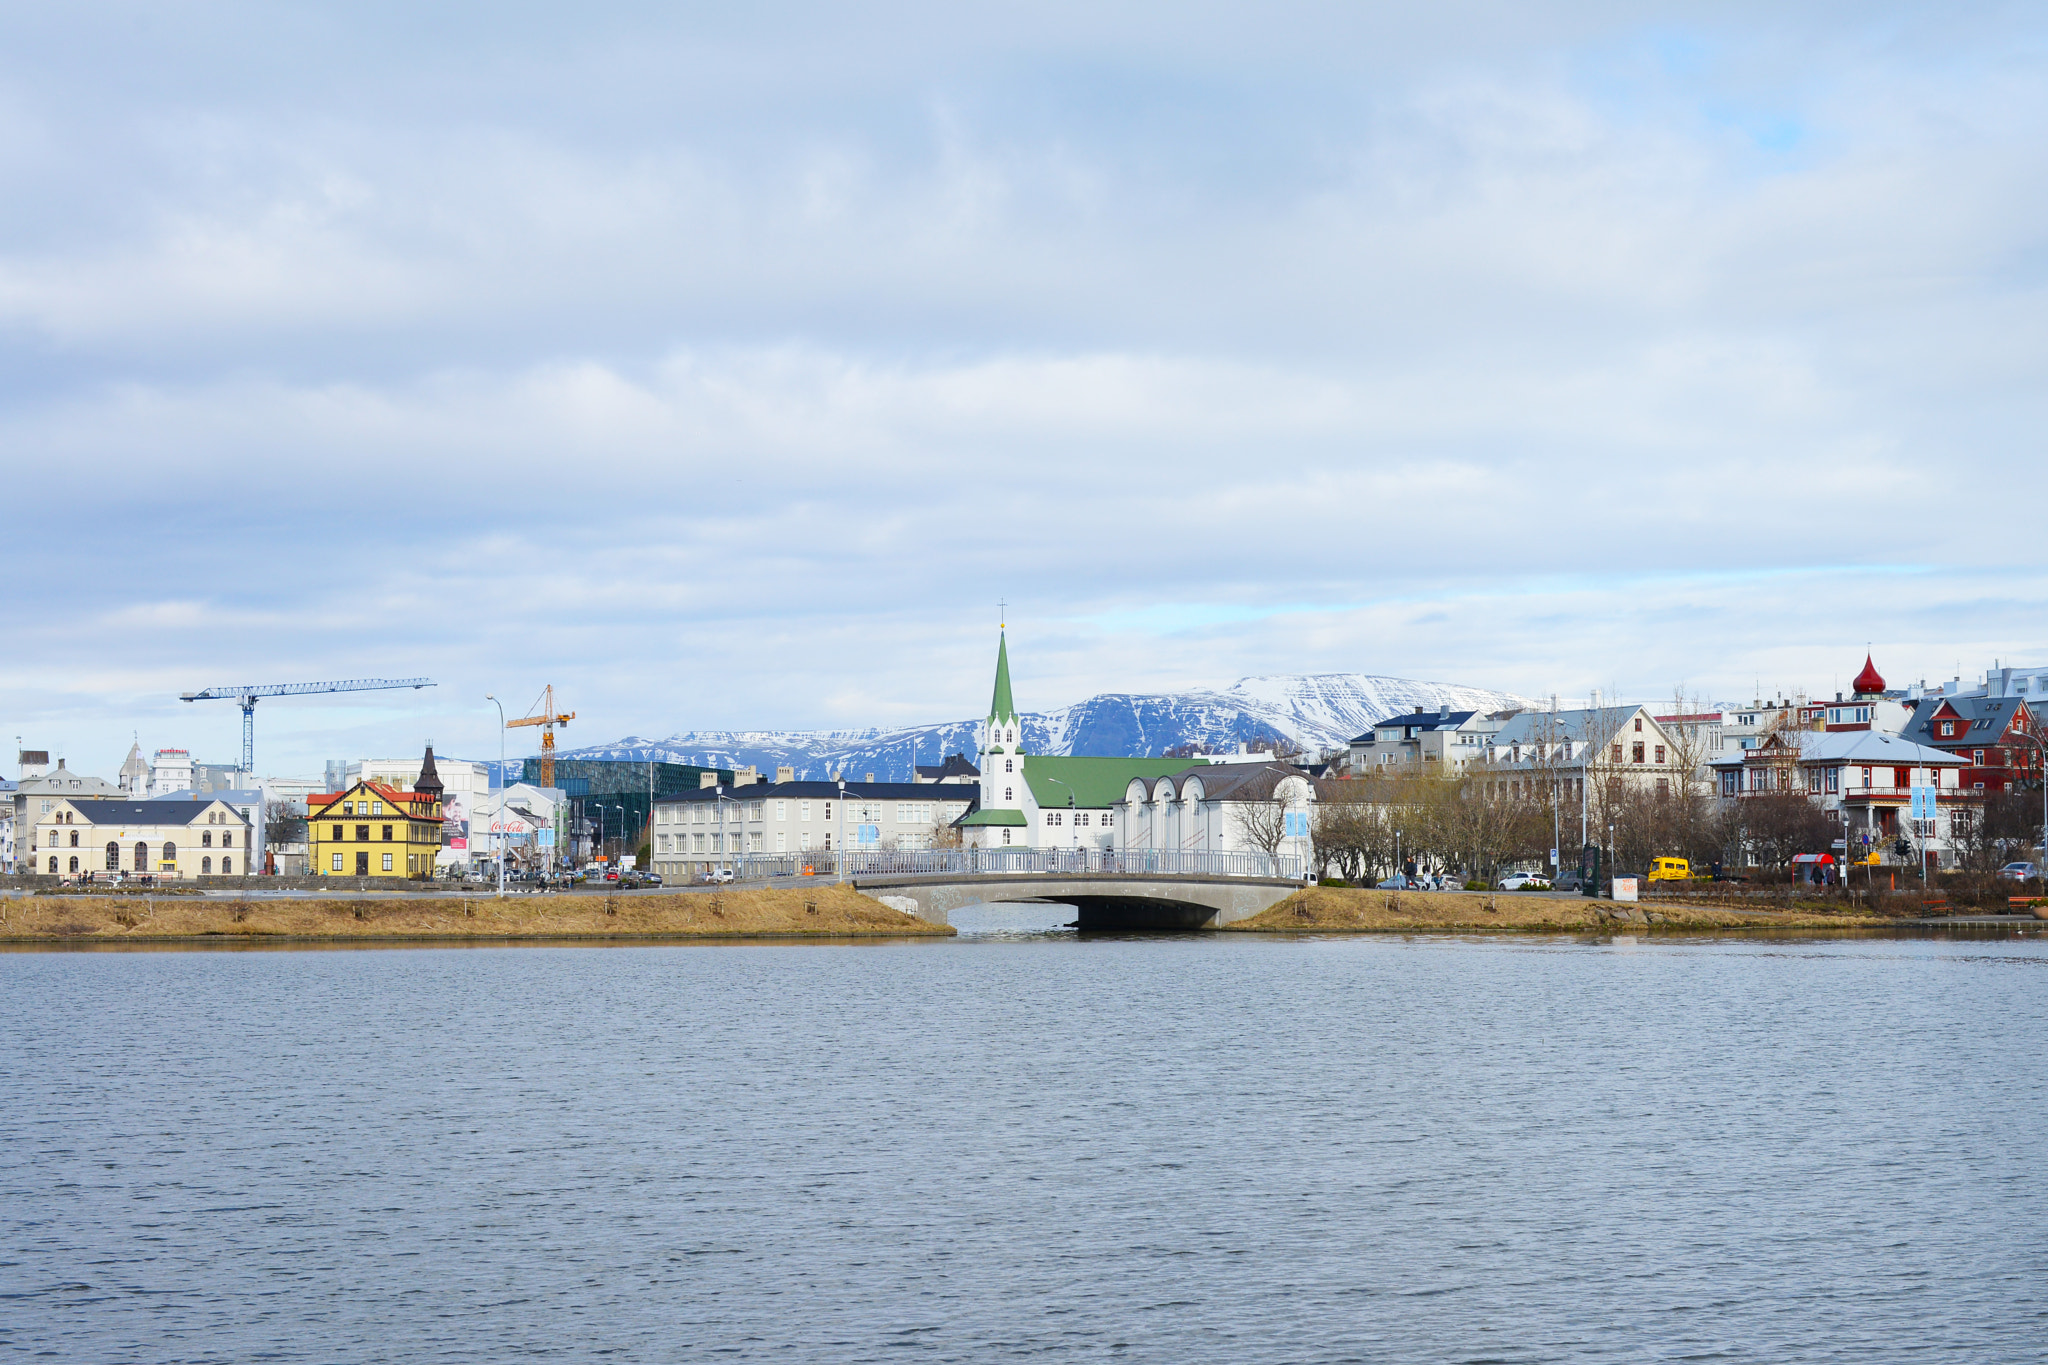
top-left (990, 629), bottom-right (1015, 722)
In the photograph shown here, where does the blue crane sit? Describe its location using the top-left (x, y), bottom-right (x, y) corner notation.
top-left (179, 677), bottom-right (436, 775)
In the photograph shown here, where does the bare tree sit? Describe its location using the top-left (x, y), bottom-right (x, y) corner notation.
top-left (1231, 798), bottom-right (1289, 863)
top-left (264, 797), bottom-right (306, 850)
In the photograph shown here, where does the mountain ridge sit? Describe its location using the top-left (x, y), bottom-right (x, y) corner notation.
top-left (535, 673), bottom-right (1535, 782)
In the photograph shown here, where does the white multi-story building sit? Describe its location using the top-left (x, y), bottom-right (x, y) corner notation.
top-left (648, 776), bottom-right (980, 880)
top-left (10, 755), bottom-right (118, 873)
top-left (1344, 706), bottom-right (1507, 775)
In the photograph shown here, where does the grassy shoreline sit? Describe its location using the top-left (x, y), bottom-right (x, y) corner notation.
top-left (0, 886), bottom-right (954, 943)
top-left (1222, 886), bottom-right (1895, 934)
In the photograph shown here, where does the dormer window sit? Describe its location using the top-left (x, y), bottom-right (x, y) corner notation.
top-left (1940, 721), bottom-right (1955, 736)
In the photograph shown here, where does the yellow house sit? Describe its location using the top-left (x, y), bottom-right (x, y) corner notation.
top-left (308, 748), bottom-right (447, 879)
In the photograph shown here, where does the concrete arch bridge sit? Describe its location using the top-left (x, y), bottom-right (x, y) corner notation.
top-left (850, 871), bottom-right (1304, 930)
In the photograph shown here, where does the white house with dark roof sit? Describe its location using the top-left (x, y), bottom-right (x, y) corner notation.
top-left (1709, 730), bottom-right (1969, 866)
top-left (33, 796), bottom-right (253, 880)
top-left (10, 760), bottom-right (119, 873)
top-left (1478, 705), bottom-right (1692, 802)
top-left (1344, 705), bottom-right (1507, 775)
top-left (1114, 762), bottom-right (1321, 863)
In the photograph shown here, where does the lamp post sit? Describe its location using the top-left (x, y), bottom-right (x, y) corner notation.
top-left (485, 694), bottom-right (506, 896)
top-left (837, 777), bottom-right (848, 882)
top-left (611, 804), bottom-right (627, 869)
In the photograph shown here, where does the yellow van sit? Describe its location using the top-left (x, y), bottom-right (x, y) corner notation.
top-left (1647, 857), bottom-right (1693, 882)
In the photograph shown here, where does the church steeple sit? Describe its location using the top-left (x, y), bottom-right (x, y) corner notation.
top-left (990, 630), bottom-right (1015, 727)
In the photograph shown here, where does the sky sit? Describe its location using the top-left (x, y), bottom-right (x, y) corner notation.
top-left (4, 2), bottom-right (2046, 777)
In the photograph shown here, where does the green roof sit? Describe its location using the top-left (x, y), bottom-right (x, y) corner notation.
top-left (1021, 755), bottom-right (1209, 809)
top-left (959, 808), bottom-right (1028, 827)
top-left (990, 630), bottom-right (1015, 721)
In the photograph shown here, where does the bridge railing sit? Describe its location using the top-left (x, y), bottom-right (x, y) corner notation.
top-left (724, 848), bottom-right (1308, 881)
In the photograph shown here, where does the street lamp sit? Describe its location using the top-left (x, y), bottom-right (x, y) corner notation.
top-left (611, 803), bottom-right (627, 868)
top-left (485, 694), bottom-right (506, 896)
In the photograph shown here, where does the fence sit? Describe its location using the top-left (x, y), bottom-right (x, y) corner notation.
top-left (724, 847), bottom-right (1308, 881)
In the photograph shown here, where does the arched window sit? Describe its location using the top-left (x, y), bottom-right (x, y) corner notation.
top-left (68, 857), bottom-right (78, 873)
top-left (221, 856), bottom-right (232, 874)
top-left (47, 856), bottom-right (57, 873)
top-left (201, 831), bottom-right (212, 848)
top-left (201, 856), bottom-right (212, 874)
top-left (222, 832), bottom-right (233, 848)
top-left (163, 842), bottom-right (176, 865)
top-left (105, 842), bottom-right (119, 870)
top-left (69, 830), bottom-right (79, 847)
top-left (135, 842), bottom-right (148, 871)
top-left (1004, 787), bottom-right (1013, 801)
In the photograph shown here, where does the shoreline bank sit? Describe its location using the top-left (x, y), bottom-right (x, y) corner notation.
top-left (0, 886), bottom-right (954, 943)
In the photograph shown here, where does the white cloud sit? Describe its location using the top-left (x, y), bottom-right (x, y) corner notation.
top-left (1, 3), bottom-right (2044, 773)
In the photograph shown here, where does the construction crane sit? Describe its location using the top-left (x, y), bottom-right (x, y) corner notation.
top-left (505, 685), bottom-right (575, 789)
top-left (179, 677), bottom-right (436, 775)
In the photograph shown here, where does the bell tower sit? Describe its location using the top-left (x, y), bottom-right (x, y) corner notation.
top-left (981, 628), bottom-right (1024, 814)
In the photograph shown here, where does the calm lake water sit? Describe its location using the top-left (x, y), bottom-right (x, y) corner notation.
top-left (4, 916), bottom-right (2046, 1363)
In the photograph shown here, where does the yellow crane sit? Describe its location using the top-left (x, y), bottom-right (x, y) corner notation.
top-left (506, 686), bottom-right (576, 789)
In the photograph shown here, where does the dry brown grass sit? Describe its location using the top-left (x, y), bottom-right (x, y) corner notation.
top-left (1225, 886), bottom-right (1890, 933)
top-left (0, 885), bottom-right (952, 942)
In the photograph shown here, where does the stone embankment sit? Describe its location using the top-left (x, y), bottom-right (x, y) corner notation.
top-left (1224, 887), bottom-right (1891, 933)
top-left (0, 886), bottom-right (953, 943)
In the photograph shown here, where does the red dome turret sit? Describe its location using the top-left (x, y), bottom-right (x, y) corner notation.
top-left (1851, 654), bottom-right (1886, 697)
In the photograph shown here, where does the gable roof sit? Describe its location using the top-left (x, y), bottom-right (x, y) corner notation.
top-left (1490, 706), bottom-right (1642, 749)
top-left (1708, 731), bottom-right (1967, 768)
top-left (308, 781), bottom-right (439, 816)
top-left (1905, 695), bottom-right (2031, 746)
top-left (1153, 762), bottom-right (1314, 804)
top-left (1021, 754), bottom-right (1209, 808)
top-left (50, 799), bottom-right (244, 826)
top-left (1350, 709), bottom-right (1485, 743)
top-left (915, 753), bottom-right (981, 781)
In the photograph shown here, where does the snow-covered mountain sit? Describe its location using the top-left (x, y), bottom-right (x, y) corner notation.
top-left (549, 674), bottom-right (1535, 781)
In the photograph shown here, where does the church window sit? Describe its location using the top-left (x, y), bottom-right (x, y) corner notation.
top-left (1005, 760), bottom-right (1013, 773)
top-left (1004, 788), bottom-right (1013, 801)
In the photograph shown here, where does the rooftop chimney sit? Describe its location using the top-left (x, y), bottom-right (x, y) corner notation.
top-left (699, 772), bottom-right (717, 789)
top-left (776, 765), bottom-right (794, 783)
top-left (864, 771), bottom-right (875, 783)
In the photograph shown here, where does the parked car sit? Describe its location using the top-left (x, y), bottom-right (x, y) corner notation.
top-left (1498, 872), bottom-right (1552, 891)
top-left (1999, 862), bottom-right (2043, 882)
top-left (702, 868), bottom-right (735, 884)
top-left (1375, 875), bottom-right (1417, 890)
top-left (1646, 857), bottom-right (1695, 882)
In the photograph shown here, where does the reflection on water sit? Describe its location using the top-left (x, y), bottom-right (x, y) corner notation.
top-left (944, 898), bottom-right (1079, 939)
top-left (3, 933), bottom-right (2046, 1362)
